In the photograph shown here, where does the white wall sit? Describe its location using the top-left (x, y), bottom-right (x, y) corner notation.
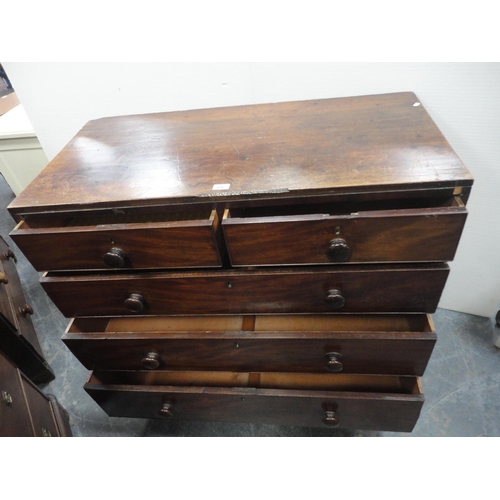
top-left (3, 62), bottom-right (500, 318)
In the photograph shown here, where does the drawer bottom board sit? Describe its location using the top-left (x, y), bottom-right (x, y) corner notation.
top-left (84, 371), bottom-right (424, 432)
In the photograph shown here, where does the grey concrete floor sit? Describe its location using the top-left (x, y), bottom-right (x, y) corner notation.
top-left (1, 174), bottom-right (499, 437)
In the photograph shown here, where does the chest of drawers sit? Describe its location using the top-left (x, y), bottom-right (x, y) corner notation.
top-left (0, 235), bottom-right (54, 384)
top-left (0, 350), bottom-right (71, 436)
top-left (8, 92), bottom-right (473, 432)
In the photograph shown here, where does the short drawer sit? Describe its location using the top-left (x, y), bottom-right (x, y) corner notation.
top-left (84, 370), bottom-right (424, 432)
top-left (63, 314), bottom-right (436, 376)
top-left (41, 264), bottom-right (449, 317)
top-left (222, 196), bottom-right (467, 266)
top-left (11, 208), bottom-right (223, 271)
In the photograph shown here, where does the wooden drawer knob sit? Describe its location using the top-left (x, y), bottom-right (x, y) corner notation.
top-left (124, 294), bottom-right (144, 312)
top-left (0, 272), bottom-right (8, 284)
top-left (159, 402), bottom-right (174, 418)
top-left (142, 352), bottom-right (160, 370)
top-left (325, 289), bottom-right (345, 310)
top-left (325, 352), bottom-right (343, 372)
top-left (327, 238), bottom-right (351, 262)
top-left (19, 304), bottom-right (34, 317)
top-left (323, 410), bottom-right (340, 428)
top-left (103, 247), bottom-right (127, 268)
top-left (3, 249), bottom-right (17, 263)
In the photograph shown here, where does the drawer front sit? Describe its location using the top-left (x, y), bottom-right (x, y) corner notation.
top-left (0, 238), bottom-right (41, 353)
top-left (84, 371), bottom-right (424, 432)
top-left (63, 314), bottom-right (436, 376)
top-left (0, 352), bottom-right (33, 437)
top-left (42, 265), bottom-right (449, 317)
top-left (21, 377), bottom-right (59, 437)
top-left (222, 197), bottom-right (468, 266)
top-left (0, 242), bottom-right (18, 330)
top-left (11, 210), bottom-right (222, 271)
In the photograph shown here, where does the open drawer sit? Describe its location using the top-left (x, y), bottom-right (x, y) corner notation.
top-left (84, 370), bottom-right (424, 431)
top-left (10, 208), bottom-right (223, 271)
top-left (64, 313), bottom-right (436, 376)
top-left (222, 195), bottom-right (468, 266)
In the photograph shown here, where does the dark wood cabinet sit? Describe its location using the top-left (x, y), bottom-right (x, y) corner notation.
top-left (0, 235), bottom-right (54, 384)
top-left (0, 351), bottom-right (71, 437)
top-left (8, 92), bottom-right (473, 432)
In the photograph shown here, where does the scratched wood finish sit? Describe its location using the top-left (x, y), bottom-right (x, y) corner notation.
top-left (63, 313), bottom-right (436, 375)
top-left (8, 92), bottom-right (472, 217)
top-left (223, 197), bottom-right (468, 266)
top-left (84, 371), bottom-right (424, 431)
top-left (41, 265), bottom-right (449, 317)
top-left (11, 211), bottom-right (223, 272)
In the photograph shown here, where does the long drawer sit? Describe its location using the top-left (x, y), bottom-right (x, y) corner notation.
top-left (41, 264), bottom-right (450, 317)
top-left (63, 314), bottom-right (436, 376)
top-left (84, 370), bottom-right (424, 431)
top-left (222, 196), bottom-right (468, 266)
top-left (11, 208), bottom-right (223, 271)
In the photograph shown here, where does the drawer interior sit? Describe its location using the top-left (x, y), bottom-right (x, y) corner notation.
top-left (16, 207), bottom-right (216, 230)
top-left (88, 370), bottom-right (422, 394)
top-left (67, 313), bottom-right (434, 335)
top-left (225, 195), bottom-right (464, 219)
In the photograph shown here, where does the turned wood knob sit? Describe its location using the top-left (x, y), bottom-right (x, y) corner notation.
top-left (3, 249), bottom-right (17, 263)
top-left (325, 352), bottom-right (343, 373)
top-left (0, 272), bottom-right (8, 284)
top-left (19, 304), bottom-right (34, 317)
top-left (327, 238), bottom-right (351, 262)
top-left (325, 289), bottom-right (345, 310)
top-left (158, 403), bottom-right (174, 418)
top-left (103, 247), bottom-right (127, 268)
top-left (323, 410), bottom-right (339, 428)
top-left (124, 294), bottom-right (144, 312)
top-left (142, 352), bottom-right (160, 370)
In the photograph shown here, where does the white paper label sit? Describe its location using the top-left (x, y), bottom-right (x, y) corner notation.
top-left (212, 183), bottom-right (231, 190)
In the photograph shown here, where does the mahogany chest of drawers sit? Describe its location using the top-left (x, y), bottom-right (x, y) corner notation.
top-left (8, 92), bottom-right (473, 432)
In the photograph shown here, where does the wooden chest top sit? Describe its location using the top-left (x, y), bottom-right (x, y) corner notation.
top-left (9, 92), bottom-right (472, 215)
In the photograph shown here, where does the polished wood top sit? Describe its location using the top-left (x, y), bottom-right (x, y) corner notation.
top-left (9, 92), bottom-right (472, 215)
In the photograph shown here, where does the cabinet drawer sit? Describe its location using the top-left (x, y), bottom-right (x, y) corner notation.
top-left (64, 314), bottom-right (436, 376)
top-left (42, 264), bottom-right (449, 317)
top-left (0, 238), bottom-right (54, 384)
top-left (84, 370), bottom-right (424, 431)
top-left (0, 238), bottom-right (41, 353)
top-left (222, 196), bottom-right (467, 266)
top-left (0, 352), bottom-right (34, 437)
top-left (21, 378), bottom-right (59, 437)
top-left (11, 208), bottom-right (222, 271)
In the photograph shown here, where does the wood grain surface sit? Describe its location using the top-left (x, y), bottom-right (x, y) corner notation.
top-left (8, 92), bottom-right (472, 216)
